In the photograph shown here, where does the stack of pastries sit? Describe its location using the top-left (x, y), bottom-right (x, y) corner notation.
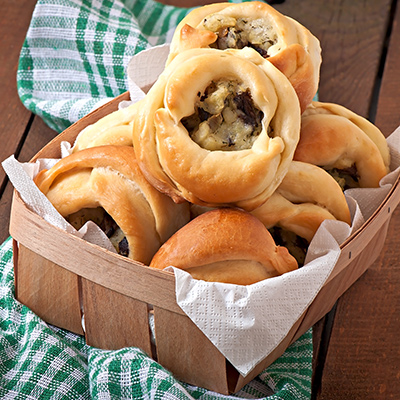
top-left (35, 2), bottom-right (390, 285)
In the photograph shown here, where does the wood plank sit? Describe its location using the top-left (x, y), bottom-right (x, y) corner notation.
top-left (81, 279), bottom-right (153, 354)
top-left (0, 0), bottom-right (38, 188)
top-left (9, 190), bottom-right (183, 315)
top-left (0, 116), bottom-right (57, 243)
top-left (275, 0), bottom-right (392, 117)
top-left (17, 116), bottom-right (58, 163)
top-left (375, 2), bottom-right (400, 136)
top-left (273, 1), bottom-right (394, 397)
top-left (0, 182), bottom-right (14, 243)
top-left (0, 1), bottom-right (51, 241)
top-left (318, 209), bottom-right (400, 399)
top-left (153, 4), bottom-right (394, 396)
top-left (154, 306), bottom-right (230, 394)
top-left (15, 244), bottom-right (84, 335)
top-left (156, 0), bottom-right (392, 117)
top-left (317, 2), bottom-right (400, 398)
top-left (2, 1), bottom-right (395, 396)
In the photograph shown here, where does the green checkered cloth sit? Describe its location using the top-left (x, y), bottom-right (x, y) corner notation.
top-left (12, 0), bottom-right (313, 398)
top-left (17, 0), bottom-right (254, 133)
top-left (0, 238), bottom-right (312, 399)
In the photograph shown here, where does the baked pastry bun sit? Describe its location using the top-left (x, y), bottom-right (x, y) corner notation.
top-left (191, 162), bottom-right (351, 267)
top-left (167, 1), bottom-right (321, 112)
top-left (72, 103), bottom-right (137, 152)
top-left (251, 161), bottom-right (351, 266)
top-left (252, 161), bottom-right (352, 237)
top-left (149, 208), bottom-right (298, 285)
top-left (294, 101), bottom-right (390, 190)
top-left (133, 47), bottom-right (301, 211)
top-left (34, 146), bottom-right (190, 264)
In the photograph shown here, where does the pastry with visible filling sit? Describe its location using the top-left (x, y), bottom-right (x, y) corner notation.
top-left (294, 101), bottom-right (390, 190)
top-left (149, 208), bottom-right (298, 285)
top-left (132, 47), bottom-right (301, 211)
top-left (190, 161), bottom-right (351, 267)
top-left (167, 1), bottom-right (321, 112)
top-left (251, 161), bottom-right (351, 266)
top-left (34, 146), bottom-right (190, 264)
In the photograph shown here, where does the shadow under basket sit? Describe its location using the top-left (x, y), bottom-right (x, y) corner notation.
top-left (9, 92), bottom-right (400, 395)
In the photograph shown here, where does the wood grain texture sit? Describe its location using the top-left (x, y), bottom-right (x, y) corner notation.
top-left (0, 0), bottom-right (38, 187)
top-left (0, 117), bottom-right (58, 243)
top-left (9, 189), bottom-right (183, 314)
top-left (271, 2), bottom-right (395, 397)
top-left (17, 116), bottom-right (58, 163)
top-left (160, 0), bottom-right (392, 119)
top-left (15, 244), bottom-right (84, 335)
top-left (318, 210), bottom-right (400, 399)
top-left (0, 182), bottom-right (14, 243)
top-left (9, 87), bottom-right (400, 394)
top-left (82, 279), bottom-right (153, 354)
top-left (0, 0), bottom-right (57, 243)
top-left (375, 2), bottom-right (400, 136)
top-left (2, 0), bottom-right (399, 397)
top-left (274, 0), bottom-right (392, 118)
top-left (317, 2), bottom-right (400, 399)
top-left (154, 306), bottom-right (231, 394)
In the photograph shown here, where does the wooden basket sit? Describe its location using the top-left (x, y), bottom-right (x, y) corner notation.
top-left (9, 92), bottom-right (400, 394)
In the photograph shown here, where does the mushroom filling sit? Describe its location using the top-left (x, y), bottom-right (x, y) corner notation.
top-left (324, 164), bottom-right (359, 191)
top-left (67, 207), bottom-right (129, 257)
top-left (181, 79), bottom-right (265, 151)
top-left (202, 15), bottom-right (278, 58)
top-left (269, 226), bottom-right (308, 268)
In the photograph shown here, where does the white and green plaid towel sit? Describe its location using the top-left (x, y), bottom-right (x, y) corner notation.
top-left (11, 0), bottom-right (313, 398)
top-left (0, 237), bottom-right (312, 399)
top-left (17, 0), bottom-right (251, 133)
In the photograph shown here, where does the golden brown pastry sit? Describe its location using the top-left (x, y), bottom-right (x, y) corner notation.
top-left (167, 1), bottom-right (321, 112)
top-left (149, 208), bottom-right (298, 285)
top-left (251, 161), bottom-right (351, 266)
top-left (132, 47), bottom-right (301, 211)
top-left (72, 103), bottom-right (137, 152)
top-left (34, 146), bottom-right (190, 264)
top-left (190, 161), bottom-right (351, 266)
top-left (294, 101), bottom-right (390, 189)
top-left (252, 161), bottom-right (351, 236)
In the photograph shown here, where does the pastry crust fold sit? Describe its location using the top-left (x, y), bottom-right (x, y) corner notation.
top-left (132, 47), bottom-right (301, 211)
top-left (294, 101), bottom-right (390, 189)
top-left (167, 1), bottom-right (321, 112)
top-left (34, 146), bottom-right (190, 264)
top-left (251, 161), bottom-right (351, 243)
top-left (149, 208), bottom-right (298, 285)
top-left (72, 103), bottom-right (137, 152)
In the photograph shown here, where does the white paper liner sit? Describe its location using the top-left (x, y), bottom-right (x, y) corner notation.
top-left (2, 156), bottom-right (117, 254)
top-left (3, 45), bottom-right (400, 377)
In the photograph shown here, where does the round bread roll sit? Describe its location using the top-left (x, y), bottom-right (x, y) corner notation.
top-left (167, 1), bottom-right (321, 112)
top-left (72, 103), bottom-right (137, 152)
top-left (149, 208), bottom-right (298, 285)
top-left (34, 146), bottom-right (190, 264)
top-left (294, 101), bottom-right (390, 190)
top-left (133, 47), bottom-right (301, 211)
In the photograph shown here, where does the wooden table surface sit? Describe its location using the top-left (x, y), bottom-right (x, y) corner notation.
top-left (1, 0), bottom-right (400, 398)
